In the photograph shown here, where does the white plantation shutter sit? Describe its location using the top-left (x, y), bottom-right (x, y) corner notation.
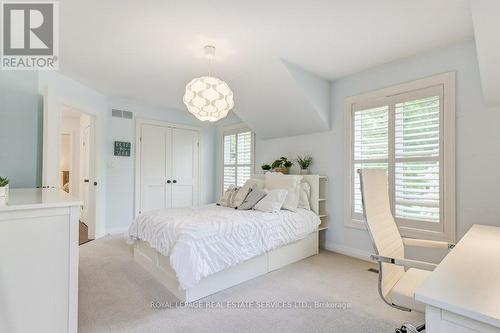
top-left (349, 78), bottom-right (454, 240)
top-left (223, 129), bottom-right (253, 191)
top-left (394, 91), bottom-right (442, 225)
top-left (352, 105), bottom-right (389, 220)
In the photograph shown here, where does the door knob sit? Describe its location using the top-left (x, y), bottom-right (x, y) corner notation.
top-left (172, 180), bottom-right (177, 183)
top-left (166, 180), bottom-right (171, 184)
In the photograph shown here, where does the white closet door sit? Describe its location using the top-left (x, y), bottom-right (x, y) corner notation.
top-left (140, 124), bottom-right (169, 212)
top-left (171, 128), bottom-right (199, 208)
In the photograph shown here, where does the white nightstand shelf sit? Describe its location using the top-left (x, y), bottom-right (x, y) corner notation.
top-left (311, 176), bottom-right (328, 231)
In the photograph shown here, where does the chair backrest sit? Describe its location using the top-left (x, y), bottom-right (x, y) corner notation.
top-left (359, 169), bottom-right (405, 300)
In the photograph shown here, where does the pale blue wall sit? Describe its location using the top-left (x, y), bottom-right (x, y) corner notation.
top-left (0, 71), bottom-right (42, 188)
top-left (254, 40), bottom-right (500, 261)
top-left (106, 99), bottom-right (217, 233)
top-left (328, 40), bottom-right (500, 253)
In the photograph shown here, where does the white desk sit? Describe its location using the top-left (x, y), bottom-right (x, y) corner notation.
top-left (416, 225), bottom-right (500, 333)
top-left (0, 189), bottom-right (81, 333)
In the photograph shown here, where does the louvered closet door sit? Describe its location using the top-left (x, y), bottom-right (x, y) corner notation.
top-left (140, 124), bottom-right (170, 212)
top-left (170, 128), bottom-right (199, 208)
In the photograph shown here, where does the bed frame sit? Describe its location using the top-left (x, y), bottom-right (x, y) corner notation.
top-left (133, 174), bottom-right (322, 302)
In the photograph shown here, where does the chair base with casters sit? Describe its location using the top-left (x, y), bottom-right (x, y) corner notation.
top-left (396, 323), bottom-right (425, 333)
top-left (358, 169), bottom-right (455, 333)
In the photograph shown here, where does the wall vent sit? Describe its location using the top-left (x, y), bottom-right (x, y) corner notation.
top-left (112, 109), bottom-right (133, 119)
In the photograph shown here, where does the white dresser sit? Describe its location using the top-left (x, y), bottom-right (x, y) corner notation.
top-left (0, 189), bottom-right (81, 333)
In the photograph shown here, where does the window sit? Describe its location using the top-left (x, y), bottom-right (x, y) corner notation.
top-left (222, 127), bottom-right (254, 191)
top-left (346, 73), bottom-right (455, 242)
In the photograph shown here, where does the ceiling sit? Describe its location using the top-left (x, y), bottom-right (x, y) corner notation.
top-left (59, 0), bottom-right (474, 110)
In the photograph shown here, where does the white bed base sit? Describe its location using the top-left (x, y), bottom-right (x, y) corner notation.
top-left (133, 174), bottom-right (323, 302)
top-left (134, 230), bottom-right (318, 302)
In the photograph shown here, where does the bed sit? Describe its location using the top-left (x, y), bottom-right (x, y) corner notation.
top-left (129, 175), bottom-right (322, 302)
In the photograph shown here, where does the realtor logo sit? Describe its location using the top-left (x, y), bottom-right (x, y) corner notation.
top-left (1, 1), bottom-right (59, 70)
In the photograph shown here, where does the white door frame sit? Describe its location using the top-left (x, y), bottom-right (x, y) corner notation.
top-left (42, 86), bottom-right (61, 188)
top-left (42, 84), bottom-right (103, 239)
top-left (134, 118), bottom-right (202, 218)
top-left (59, 131), bottom-right (73, 193)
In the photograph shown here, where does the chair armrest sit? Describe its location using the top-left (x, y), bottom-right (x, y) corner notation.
top-left (370, 254), bottom-right (437, 271)
top-left (402, 237), bottom-right (455, 249)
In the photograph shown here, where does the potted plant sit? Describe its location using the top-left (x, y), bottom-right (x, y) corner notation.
top-left (271, 157), bottom-right (293, 174)
top-left (296, 155), bottom-right (313, 175)
top-left (261, 164), bottom-right (272, 172)
top-left (0, 177), bottom-right (9, 198)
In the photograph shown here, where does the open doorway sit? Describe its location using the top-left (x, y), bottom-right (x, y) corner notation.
top-left (60, 107), bottom-right (96, 245)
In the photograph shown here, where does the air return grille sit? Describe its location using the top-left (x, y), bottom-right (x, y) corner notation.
top-left (112, 109), bottom-right (133, 119)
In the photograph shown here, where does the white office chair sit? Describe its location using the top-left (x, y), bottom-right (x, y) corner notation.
top-left (358, 169), bottom-right (454, 333)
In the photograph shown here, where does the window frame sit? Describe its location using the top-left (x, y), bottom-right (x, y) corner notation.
top-left (344, 72), bottom-right (456, 242)
top-left (220, 123), bottom-right (255, 193)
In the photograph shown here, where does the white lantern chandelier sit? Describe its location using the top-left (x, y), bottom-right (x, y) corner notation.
top-left (183, 45), bottom-right (234, 122)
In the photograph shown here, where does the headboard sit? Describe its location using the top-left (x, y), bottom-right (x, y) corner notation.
top-left (250, 174), bottom-right (323, 215)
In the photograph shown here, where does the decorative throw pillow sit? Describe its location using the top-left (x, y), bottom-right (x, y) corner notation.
top-left (231, 184), bottom-right (254, 208)
top-left (237, 188), bottom-right (267, 210)
top-left (297, 182), bottom-right (311, 210)
top-left (254, 189), bottom-right (288, 213)
top-left (217, 185), bottom-right (238, 207)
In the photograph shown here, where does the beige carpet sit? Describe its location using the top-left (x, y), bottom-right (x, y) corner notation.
top-left (79, 235), bottom-right (423, 333)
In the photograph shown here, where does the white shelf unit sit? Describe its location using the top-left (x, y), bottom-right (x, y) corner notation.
top-left (306, 175), bottom-right (328, 231)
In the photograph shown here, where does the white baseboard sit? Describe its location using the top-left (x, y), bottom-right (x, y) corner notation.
top-left (323, 241), bottom-right (373, 262)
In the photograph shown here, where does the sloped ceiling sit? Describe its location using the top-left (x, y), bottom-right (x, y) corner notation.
top-left (471, 0), bottom-right (500, 107)
top-left (230, 60), bottom-right (330, 139)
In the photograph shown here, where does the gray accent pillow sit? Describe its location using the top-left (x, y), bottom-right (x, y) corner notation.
top-left (236, 188), bottom-right (267, 210)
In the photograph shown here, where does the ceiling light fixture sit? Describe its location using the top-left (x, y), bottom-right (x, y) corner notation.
top-left (183, 45), bottom-right (234, 122)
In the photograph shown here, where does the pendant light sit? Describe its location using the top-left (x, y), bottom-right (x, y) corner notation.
top-left (183, 45), bottom-right (234, 122)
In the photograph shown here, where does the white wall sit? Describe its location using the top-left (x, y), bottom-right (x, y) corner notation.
top-left (245, 41), bottom-right (500, 262)
top-left (106, 100), bottom-right (217, 233)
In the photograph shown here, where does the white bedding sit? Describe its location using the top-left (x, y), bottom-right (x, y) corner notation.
top-left (128, 204), bottom-right (320, 290)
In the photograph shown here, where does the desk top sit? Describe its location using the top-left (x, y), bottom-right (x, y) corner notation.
top-left (416, 224), bottom-right (500, 328)
top-left (0, 188), bottom-right (82, 211)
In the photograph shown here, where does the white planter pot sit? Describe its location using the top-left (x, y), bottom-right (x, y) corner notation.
top-left (0, 184), bottom-right (9, 198)
top-left (299, 169), bottom-right (309, 175)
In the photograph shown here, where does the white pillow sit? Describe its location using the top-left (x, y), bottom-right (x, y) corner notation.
top-left (264, 172), bottom-right (302, 190)
top-left (281, 186), bottom-right (300, 212)
top-left (254, 189), bottom-right (288, 213)
top-left (297, 182), bottom-right (311, 210)
top-left (264, 173), bottom-right (302, 211)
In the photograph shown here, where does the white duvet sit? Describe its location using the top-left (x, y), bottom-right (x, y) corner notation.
top-left (128, 204), bottom-right (320, 290)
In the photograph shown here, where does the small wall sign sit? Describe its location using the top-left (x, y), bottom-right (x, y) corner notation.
top-left (114, 141), bottom-right (131, 157)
